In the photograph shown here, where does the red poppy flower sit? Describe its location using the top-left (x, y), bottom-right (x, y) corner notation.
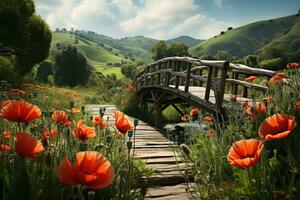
top-left (230, 95), bottom-right (237, 102)
top-left (0, 100), bottom-right (12, 110)
top-left (115, 111), bottom-right (134, 134)
top-left (190, 108), bottom-right (200, 116)
top-left (4, 131), bottom-right (11, 139)
top-left (262, 97), bottom-right (272, 104)
top-left (93, 116), bottom-right (107, 129)
top-left (52, 110), bottom-right (68, 125)
top-left (269, 73), bottom-right (287, 84)
top-left (181, 114), bottom-right (189, 122)
top-left (0, 100), bottom-right (41, 123)
top-left (242, 100), bottom-right (249, 109)
top-left (227, 139), bottom-right (264, 168)
top-left (43, 129), bottom-right (58, 139)
top-left (245, 76), bottom-right (256, 82)
top-left (15, 132), bottom-right (44, 158)
top-left (1, 144), bottom-right (11, 152)
top-left (57, 151), bottom-right (114, 190)
top-left (286, 63), bottom-right (299, 69)
top-left (204, 115), bottom-right (213, 125)
top-left (255, 103), bottom-right (267, 114)
top-left (207, 129), bottom-right (216, 137)
top-left (77, 119), bottom-right (86, 128)
top-left (74, 125), bottom-right (96, 141)
top-left (296, 101), bottom-right (300, 110)
top-left (67, 108), bottom-right (80, 114)
top-left (258, 114), bottom-right (296, 141)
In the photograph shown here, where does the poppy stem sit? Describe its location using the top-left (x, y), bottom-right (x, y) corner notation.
top-left (246, 168), bottom-right (254, 197)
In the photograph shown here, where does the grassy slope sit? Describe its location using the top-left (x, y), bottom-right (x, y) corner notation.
top-left (190, 14), bottom-right (300, 58)
top-left (51, 32), bottom-right (126, 79)
top-left (167, 36), bottom-right (202, 47)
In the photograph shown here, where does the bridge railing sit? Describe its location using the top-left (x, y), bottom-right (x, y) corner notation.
top-left (135, 57), bottom-right (230, 113)
top-left (226, 63), bottom-right (276, 98)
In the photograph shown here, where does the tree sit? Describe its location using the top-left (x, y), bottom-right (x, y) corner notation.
top-left (167, 43), bottom-right (189, 57)
top-left (35, 60), bottom-right (53, 83)
top-left (54, 45), bottom-right (91, 87)
top-left (245, 55), bottom-right (258, 67)
top-left (0, 0), bottom-right (52, 75)
top-left (152, 42), bottom-right (189, 60)
top-left (121, 64), bottom-right (138, 79)
top-left (152, 41), bottom-right (168, 60)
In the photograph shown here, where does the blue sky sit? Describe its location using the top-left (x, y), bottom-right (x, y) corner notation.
top-left (35, 0), bottom-right (300, 40)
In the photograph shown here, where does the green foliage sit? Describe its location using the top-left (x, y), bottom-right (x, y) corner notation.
top-left (259, 57), bottom-right (285, 70)
top-left (0, 0), bottom-right (52, 75)
top-left (215, 50), bottom-right (233, 61)
top-left (151, 41), bottom-right (168, 60)
top-left (121, 63), bottom-right (138, 80)
top-left (54, 45), bottom-right (91, 87)
top-left (244, 55), bottom-right (258, 67)
top-left (152, 41), bottom-right (189, 61)
top-left (180, 71), bottom-right (300, 199)
top-left (0, 56), bottom-right (18, 82)
top-left (35, 60), bottom-right (53, 83)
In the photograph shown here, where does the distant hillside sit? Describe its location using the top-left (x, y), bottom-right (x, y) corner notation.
top-left (190, 14), bottom-right (300, 61)
top-left (72, 31), bottom-right (153, 61)
top-left (120, 36), bottom-right (158, 52)
top-left (50, 32), bottom-right (130, 78)
top-left (167, 36), bottom-right (202, 47)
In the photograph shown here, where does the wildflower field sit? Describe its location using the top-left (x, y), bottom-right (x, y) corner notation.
top-left (0, 82), bottom-right (150, 200)
top-left (175, 64), bottom-right (300, 199)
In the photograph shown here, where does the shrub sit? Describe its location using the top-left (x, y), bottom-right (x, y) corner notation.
top-left (53, 45), bottom-right (91, 87)
top-left (35, 60), bottom-right (53, 83)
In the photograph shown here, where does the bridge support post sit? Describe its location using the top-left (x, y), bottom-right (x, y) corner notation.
top-left (154, 103), bottom-right (162, 128)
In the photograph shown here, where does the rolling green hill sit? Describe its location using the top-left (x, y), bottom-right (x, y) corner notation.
top-left (50, 32), bottom-right (129, 78)
top-left (190, 14), bottom-right (300, 60)
top-left (167, 36), bottom-right (202, 47)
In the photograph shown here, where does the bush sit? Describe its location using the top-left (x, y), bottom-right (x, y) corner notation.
top-left (35, 60), bottom-right (53, 83)
top-left (259, 57), bottom-right (285, 70)
top-left (53, 45), bottom-right (91, 87)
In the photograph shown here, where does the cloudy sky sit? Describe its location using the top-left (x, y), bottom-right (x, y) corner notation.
top-left (35, 0), bottom-right (300, 40)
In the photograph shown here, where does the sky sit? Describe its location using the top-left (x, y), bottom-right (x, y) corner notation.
top-left (35, 0), bottom-right (300, 40)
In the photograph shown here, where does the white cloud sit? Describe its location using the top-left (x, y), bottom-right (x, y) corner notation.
top-left (112, 0), bottom-right (137, 15)
top-left (170, 14), bottom-right (235, 39)
top-left (121, 0), bottom-right (198, 33)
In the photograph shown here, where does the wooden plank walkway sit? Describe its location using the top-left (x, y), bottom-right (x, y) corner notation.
top-left (87, 104), bottom-right (191, 200)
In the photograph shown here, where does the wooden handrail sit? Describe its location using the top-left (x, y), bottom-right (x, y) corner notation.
top-left (134, 56), bottom-right (275, 116)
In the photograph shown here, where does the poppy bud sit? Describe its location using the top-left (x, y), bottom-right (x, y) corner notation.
top-left (127, 141), bottom-right (132, 149)
top-left (134, 119), bottom-right (139, 126)
top-left (69, 100), bottom-right (75, 108)
top-left (128, 130), bottom-right (133, 138)
top-left (180, 144), bottom-right (191, 156)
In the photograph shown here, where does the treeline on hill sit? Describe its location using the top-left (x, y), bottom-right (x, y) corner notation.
top-left (190, 11), bottom-right (300, 70)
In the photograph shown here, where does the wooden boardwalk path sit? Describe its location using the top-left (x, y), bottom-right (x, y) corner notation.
top-left (87, 104), bottom-right (191, 200)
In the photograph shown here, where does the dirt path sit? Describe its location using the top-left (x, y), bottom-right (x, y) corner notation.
top-left (87, 104), bottom-right (191, 200)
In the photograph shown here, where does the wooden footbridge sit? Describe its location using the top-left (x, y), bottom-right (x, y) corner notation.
top-left (135, 57), bottom-right (276, 127)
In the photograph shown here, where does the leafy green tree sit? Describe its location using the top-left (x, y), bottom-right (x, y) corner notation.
top-left (0, 0), bottom-right (52, 75)
top-left (152, 41), bottom-right (168, 60)
top-left (121, 64), bottom-right (138, 79)
top-left (245, 55), bottom-right (258, 67)
top-left (35, 60), bottom-right (53, 83)
top-left (54, 45), bottom-right (91, 87)
top-left (167, 43), bottom-right (189, 57)
top-left (152, 42), bottom-right (189, 60)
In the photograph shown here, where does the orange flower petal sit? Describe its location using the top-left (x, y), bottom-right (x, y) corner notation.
top-left (259, 114), bottom-right (296, 141)
top-left (15, 132), bottom-right (44, 158)
top-left (57, 158), bottom-right (77, 185)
